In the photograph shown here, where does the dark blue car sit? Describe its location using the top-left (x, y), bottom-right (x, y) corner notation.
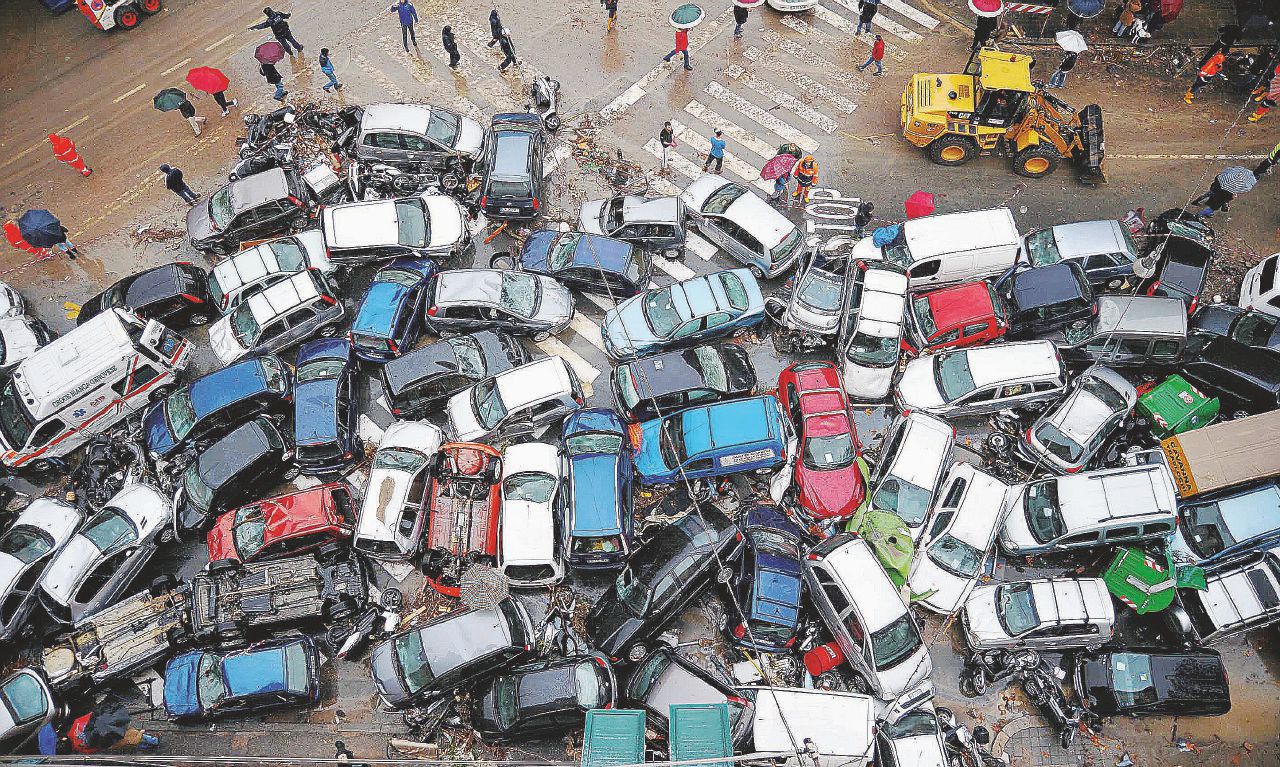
top-left (562, 409), bottom-right (634, 572)
top-left (163, 636), bottom-right (321, 721)
top-left (726, 506), bottom-right (807, 652)
top-left (294, 339), bottom-right (360, 476)
top-left (143, 355), bottom-right (292, 461)
top-left (515, 231), bottom-right (651, 298)
top-left (351, 257), bottom-right (437, 362)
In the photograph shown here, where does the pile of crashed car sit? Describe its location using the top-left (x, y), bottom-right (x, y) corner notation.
top-left (0, 98), bottom-right (1278, 766)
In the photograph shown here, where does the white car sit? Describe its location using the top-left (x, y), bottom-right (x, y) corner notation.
top-left (1016, 365), bottom-right (1136, 474)
top-left (962, 577), bottom-right (1115, 651)
top-left (680, 174), bottom-right (805, 279)
top-left (498, 442), bottom-right (566, 587)
top-left (876, 702), bottom-right (950, 767)
top-left (1179, 546), bottom-right (1280, 644)
top-left (894, 340), bottom-right (1068, 418)
top-left (208, 270), bottom-right (345, 365)
top-left (870, 410), bottom-right (955, 541)
top-left (840, 261), bottom-right (908, 401)
top-left (447, 357), bottom-right (583, 443)
top-left (321, 191), bottom-right (470, 265)
top-left (767, 0), bottom-right (819, 10)
top-left (39, 481), bottom-right (173, 626)
top-left (207, 230), bottom-right (335, 312)
top-left (0, 668), bottom-right (54, 748)
top-left (0, 281), bottom-right (24, 319)
top-left (354, 420), bottom-right (444, 560)
top-left (1239, 252), bottom-right (1280, 318)
top-left (0, 315), bottom-right (51, 368)
top-left (909, 464), bottom-right (1012, 615)
top-left (0, 498), bottom-right (82, 640)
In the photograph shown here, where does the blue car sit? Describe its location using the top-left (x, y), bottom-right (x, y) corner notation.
top-left (727, 506), bottom-right (807, 652)
top-left (350, 257), bottom-right (437, 362)
top-left (601, 269), bottom-right (764, 361)
top-left (164, 636), bottom-right (321, 721)
top-left (633, 395), bottom-right (789, 486)
top-left (516, 230), bottom-right (651, 298)
top-left (143, 355), bottom-right (292, 461)
top-left (563, 409), bottom-right (634, 572)
top-left (294, 339), bottom-right (360, 476)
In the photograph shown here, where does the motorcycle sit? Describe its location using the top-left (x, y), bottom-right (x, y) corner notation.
top-left (330, 587), bottom-right (403, 661)
top-left (959, 648), bottom-right (1040, 697)
top-left (1020, 661), bottom-right (1089, 749)
top-left (937, 708), bottom-right (1007, 767)
top-left (229, 142), bottom-right (294, 181)
top-left (347, 160), bottom-right (454, 200)
top-left (68, 435), bottom-right (147, 513)
top-left (529, 75), bottom-right (561, 132)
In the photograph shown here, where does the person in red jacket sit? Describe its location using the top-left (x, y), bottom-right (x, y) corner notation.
top-left (1185, 51), bottom-right (1225, 103)
top-left (662, 28), bottom-right (692, 71)
top-left (68, 711), bottom-right (159, 754)
top-left (858, 34), bottom-right (885, 76)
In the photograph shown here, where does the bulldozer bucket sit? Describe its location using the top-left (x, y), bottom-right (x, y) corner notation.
top-left (1078, 104), bottom-right (1106, 185)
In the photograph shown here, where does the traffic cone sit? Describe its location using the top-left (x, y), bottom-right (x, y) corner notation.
top-left (47, 133), bottom-right (92, 177)
top-left (1250, 105), bottom-right (1271, 122)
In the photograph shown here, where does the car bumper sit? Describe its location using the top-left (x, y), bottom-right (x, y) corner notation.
top-left (482, 200), bottom-right (537, 221)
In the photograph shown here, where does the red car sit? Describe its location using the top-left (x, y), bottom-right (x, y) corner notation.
top-left (422, 442), bottom-right (503, 597)
top-left (902, 281), bottom-right (1006, 354)
top-left (777, 362), bottom-right (866, 525)
top-left (207, 483), bottom-right (357, 565)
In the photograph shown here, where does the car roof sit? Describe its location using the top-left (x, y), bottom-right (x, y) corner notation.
top-left (904, 207), bottom-right (1017, 258)
top-left (361, 103), bottom-right (434, 134)
top-left (620, 195), bottom-right (680, 223)
top-left (228, 167), bottom-right (291, 213)
top-left (925, 282), bottom-right (994, 329)
top-left (1029, 577), bottom-right (1111, 622)
top-left (491, 130), bottom-right (534, 179)
top-left (1093, 295), bottom-right (1187, 335)
top-left (353, 281), bottom-right (415, 336)
top-left (495, 358), bottom-right (573, 408)
top-left (123, 263), bottom-right (188, 305)
top-left (417, 605), bottom-right (514, 672)
top-left (818, 537), bottom-right (908, 632)
top-left (1195, 548), bottom-right (1280, 631)
top-left (965, 340), bottom-right (1061, 388)
top-left (324, 197), bottom-right (405, 248)
top-left (681, 396), bottom-right (778, 456)
top-left (1043, 378), bottom-right (1127, 445)
top-left (632, 349), bottom-right (705, 398)
top-left (886, 412), bottom-right (952, 486)
top-left (726, 192), bottom-right (797, 249)
top-left (1047, 220), bottom-right (1129, 259)
top-left (1056, 464), bottom-right (1177, 528)
top-left (189, 357), bottom-right (272, 418)
top-left (246, 270), bottom-right (325, 325)
top-left (437, 269), bottom-right (504, 304)
top-left (1010, 263), bottom-right (1087, 308)
top-left (198, 419), bottom-right (276, 488)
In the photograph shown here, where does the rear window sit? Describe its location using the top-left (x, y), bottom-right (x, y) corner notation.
top-left (720, 272), bottom-right (749, 311)
top-left (487, 179), bottom-right (533, 199)
top-left (492, 133), bottom-right (533, 177)
top-left (505, 563), bottom-right (555, 582)
top-left (702, 184), bottom-right (746, 215)
top-left (395, 199), bottom-right (428, 248)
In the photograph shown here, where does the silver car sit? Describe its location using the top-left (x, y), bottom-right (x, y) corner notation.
top-left (353, 103), bottom-right (486, 173)
top-left (679, 174), bottom-right (805, 279)
top-left (422, 269), bottom-right (574, 339)
top-left (0, 669), bottom-right (54, 749)
top-left (0, 498), bottom-right (82, 639)
top-left (578, 195), bottom-right (687, 258)
top-left (208, 270), bottom-right (346, 365)
top-left (1016, 365), bottom-right (1137, 474)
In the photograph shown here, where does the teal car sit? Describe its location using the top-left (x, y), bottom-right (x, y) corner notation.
top-left (632, 395), bottom-right (789, 486)
top-left (600, 269), bottom-right (764, 361)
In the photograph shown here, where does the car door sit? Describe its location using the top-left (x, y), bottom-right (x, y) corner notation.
top-left (698, 214), bottom-right (733, 252)
top-left (279, 305), bottom-right (320, 352)
top-left (362, 132), bottom-right (404, 165)
top-left (397, 465), bottom-right (431, 554)
top-left (400, 133), bottom-right (438, 168)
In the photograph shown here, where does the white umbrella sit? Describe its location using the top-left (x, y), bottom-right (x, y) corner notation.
top-left (1055, 30), bottom-right (1088, 53)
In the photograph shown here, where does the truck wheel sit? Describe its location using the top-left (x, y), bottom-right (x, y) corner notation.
top-left (927, 135), bottom-right (977, 167)
top-left (139, 0), bottom-right (162, 15)
top-left (1013, 144), bottom-right (1062, 178)
top-left (215, 621), bottom-right (243, 646)
top-left (114, 4), bottom-right (141, 28)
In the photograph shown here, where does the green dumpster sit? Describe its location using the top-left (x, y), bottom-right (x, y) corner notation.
top-left (583, 709), bottom-right (646, 767)
top-left (669, 704), bottom-right (732, 767)
top-left (1137, 374), bottom-right (1219, 440)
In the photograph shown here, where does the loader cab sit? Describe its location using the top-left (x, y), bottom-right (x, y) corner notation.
top-left (972, 50), bottom-right (1034, 129)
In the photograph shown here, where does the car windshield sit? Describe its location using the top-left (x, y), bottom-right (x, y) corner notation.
top-left (0, 674), bottom-right (47, 724)
top-left (183, 466), bottom-right (217, 512)
top-left (394, 630), bottom-right (433, 694)
top-left (603, 198), bottom-right (625, 232)
top-left (873, 477), bottom-right (932, 527)
top-left (499, 272), bottom-right (539, 318)
top-left (929, 534), bottom-right (985, 577)
top-left (845, 331), bottom-right (900, 367)
top-left (448, 335), bottom-right (485, 376)
top-left (702, 184), bottom-right (746, 214)
top-left (230, 303), bottom-right (261, 347)
top-left (882, 234), bottom-right (912, 268)
top-left (492, 674), bottom-right (518, 731)
top-left (772, 228), bottom-right (804, 266)
top-left (871, 612), bottom-right (922, 671)
top-left (752, 529), bottom-right (800, 558)
top-left (720, 272), bottom-right (750, 311)
top-left (1180, 485), bottom-right (1280, 559)
top-left (0, 379), bottom-right (35, 448)
top-left (209, 188), bottom-right (234, 229)
top-left (882, 710), bottom-right (937, 740)
top-left (643, 287), bottom-right (683, 338)
top-left (260, 356), bottom-right (288, 391)
top-left (935, 351), bottom-right (976, 402)
top-left (0, 527), bottom-right (51, 565)
top-left (549, 233), bottom-right (582, 272)
top-left (503, 471), bottom-right (556, 504)
top-left (378, 268), bottom-right (427, 288)
top-left (1080, 375), bottom-right (1130, 411)
top-left (81, 507), bottom-right (139, 552)
top-left (802, 433), bottom-right (856, 470)
top-left (795, 269), bottom-right (843, 312)
top-left (1033, 422), bottom-right (1085, 463)
top-left (1024, 480), bottom-right (1064, 543)
top-left (566, 431), bottom-right (623, 456)
top-left (231, 508), bottom-right (267, 560)
top-left (395, 200), bottom-right (428, 248)
top-left (996, 582), bottom-right (1040, 636)
top-left (1110, 653), bottom-right (1159, 708)
top-left (658, 417), bottom-right (685, 468)
top-left (269, 240), bottom-right (306, 271)
top-left (165, 388), bottom-right (199, 442)
top-left (912, 296), bottom-right (938, 337)
top-left (1234, 312), bottom-right (1278, 346)
top-left (473, 379), bottom-right (508, 430)
top-left (1025, 229), bottom-right (1061, 266)
top-left (426, 110), bottom-right (460, 146)
top-left (373, 447), bottom-right (428, 472)
top-left (691, 347), bottom-right (728, 390)
top-left (298, 358), bottom-right (346, 383)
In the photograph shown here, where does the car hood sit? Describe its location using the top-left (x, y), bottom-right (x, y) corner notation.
top-left (424, 196), bottom-right (466, 248)
top-left (208, 316), bottom-right (248, 365)
top-left (962, 587), bottom-right (1007, 645)
top-left (370, 638), bottom-right (413, 708)
top-left (796, 466), bottom-right (864, 520)
top-left (186, 203), bottom-right (218, 244)
top-left (602, 298), bottom-right (660, 358)
top-left (632, 419), bottom-right (672, 480)
top-left (143, 402), bottom-right (178, 458)
top-left (455, 118), bottom-right (486, 159)
top-left (164, 652), bottom-right (203, 717)
top-left (878, 644), bottom-right (933, 700)
top-left (841, 362), bottom-right (894, 401)
top-left (445, 390), bottom-right (485, 442)
top-left (909, 555), bottom-right (970, 614)
top-left (206, 513), bottom-right (237, 562)
top-left (579, 200), bottom-right (607, 236)
top-left (586, 591), bottom-right (644, 658)
top-left (533, 279), bottom-right (574, 326)
top-left (889, 734), bottom-right (947, 767)
top-left (0, 319), bottom-right (41, 365)
top-left (896, 357), bottom-right (947, 412)
top-left (40, 535), bottom-right (104, 607)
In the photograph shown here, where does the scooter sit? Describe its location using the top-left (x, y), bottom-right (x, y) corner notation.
top-left (937, 708), bottom-right (1008, 767)
top-left (1020, 662), bottom-right (1089, 749)
top-left (959, 648), bottom-right (1040, 697)
top-left (529, 75), bottom-right (561, 132)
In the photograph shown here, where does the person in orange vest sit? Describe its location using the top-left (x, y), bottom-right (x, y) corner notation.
top-left (1249, 64), bottom-right (1280, 122)
top-left (2, 221), bottom-right (51, 260)
top-left (47, 134), bottom-right (92, 177)
top-left (793, 155), bottom-right (818, 205)
top-left (1184, 51), bottom-right (1226, 103)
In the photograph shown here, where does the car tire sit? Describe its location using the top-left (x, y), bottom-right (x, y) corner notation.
top-left (208, 558), bottom-right (239, 576)
top-left (214, 621), bottom-right (244, 646)
top-left (381, 587), bottom-right (404, 611)
top-left (1012, 144), bottom-right (1062, 179)
top-left (627, 643), bottom-right (649, 663)
top-left (927, 135), bottom-right (978, 167)
top-left (22, 459), bottom-right (56, 478)
top-left (283, 464), bottom-right (301, 480)
top-left (749, 265), bottom-right (766, 280)
top-left (845, 672), bottom-right (872, 695)
top-left (188, 312), bottom-right (211, 326)
top-left (325, 596), bottom-right (357, 624)
top-left (531, 330), bottom-right (550, 342)
top-left (149, 574), bottom-right (179, 596)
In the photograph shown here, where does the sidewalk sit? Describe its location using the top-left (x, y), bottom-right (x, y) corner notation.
top-left (924, 0), bottom-right (1259, 44)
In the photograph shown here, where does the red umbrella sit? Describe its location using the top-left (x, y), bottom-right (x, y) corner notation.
top-left (254, 41), bottom-right (286, 64)
top-left (969, 0), bottom-right (1004, 16)
top-left (905, 191), bottom-right (936, 219)
top-left (185, 66), bottom-right (230, 94)
top-left (760, 153), bottom-right (799, 181)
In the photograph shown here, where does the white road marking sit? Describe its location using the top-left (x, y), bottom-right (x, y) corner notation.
top-left (683, 100), bottom-right (777, 161)
top-left (358, 413), bottom-right (386, 444)
top-left (669, 120), bottom-right (774, 195)
top-left (704, 81), bottom-right (820, 152)
top-left (759, 30), bottom-right (870, 96)
top-left (648, 175), bottom-right (684, 196)
top-left (535, 337), bottom-right (598, 395)
top-left (826, 0), bottom-right (921, 41)
top-left (1109, 153), bottom-right (1268, 159)
top-left (805, 8), bottom-right (908, 62)
top-left (544, 143), bottom-right (572, 178)
top-left (445, 16), bottom-right (548, 79)
top-left (742, 46), bottom-right (858, 115)
top-left (880, 0), bottom-right (940, 29)
top-left (382, 36), bottom-right (490, 120)
top-left (653, 254), bottom-right (698, 281)
top-left (160, 58), bottom-right (192, 77)
top-left (58, 115), bottom-right (90, 134)
top-left (686, 231), bottom-right (719, 261)
top-left (569, 314), bottom-right (608, 352)
top-left (112, 84), bottom-right (146, 104)
top-left (352, 54), bottom-right (410, 101)
top-left (581, 292), bottom-right (617, 312)
top-left (725, 65), bottom-right (837, 135)
top-left (204, 33), bottom-right (235, 52)
top-left (643, 137), bottom-right (705, 182)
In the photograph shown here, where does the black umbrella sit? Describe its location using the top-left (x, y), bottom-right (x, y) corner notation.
top-left (17, 210), bottom-right (67, 248)
top-left (82, 699), bottom-right (130, 748)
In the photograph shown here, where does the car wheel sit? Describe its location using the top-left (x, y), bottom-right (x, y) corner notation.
top-left (318, 324), bottom-right (339, 338)
top-left (845, 672), bottom-right (872, 695)
top-left (531, 330), bottom-right (550, 342)
top-left (325, 596), bottom-right (357, 623)
top-left (149, 574), bottom-right (179, 596)
top-left (627, 643), bottom-right (649, 663)
top-left (326, 624), bottom-right (350, 652)
top-left (208, 558), bottom-right (239, 576)
top-left (489, 251), bottom-right (514, 269)
top-left (749, 265), bottom-right (766, 280)
top-left (22, 459), bottom-right (56, 478)
top-left (381, 587), bottom-right (404, 611)
top-left (188, 312), bottom-right (211, 326)
top-left (970, 668), bottom-right (988, 696)
top-left (149, 384), bottom-right (176, 404)
top-left (716, 566), bottom-right (733, 585)
top-left (283, 464), bottom-right (301, 480)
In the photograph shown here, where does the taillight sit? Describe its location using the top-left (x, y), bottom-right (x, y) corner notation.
top-left (806, 552), bottom-right (820, 561)
top-left (532, 197), bottom-right (540, 211)
top-left (176, 261), bottom-right (193, 266)
top-left (1188, 296), bottom-right (1198, 314)
top-left (627, 422), bottom-right (644, 450)
top-left (343, 451), bottom-right (352, 459)
top-left (1091, 302), bottom-right (1099, 315)
top-left (1024, 427), bottom-right (1033, 444)
top-left (180, 293), bottom-right (204, 304)
top-left (726, 695), bottom-right (749, 708)
top-left (732, 623), bottom-right (746, 639)
top-left (288, 196), bottom-right (304, 207)
top-left (1146, 281), bottom-right (1160, 296)
top-left (901, 409), bottom-right (912, 417)
top-left (388, 339), bottom-right (399, 354)
top-left (1065, 464), bottom-right (1082, 473)
top-left (391, 407), bottom-right (402, 415)
top-left (320, 294), bottom-right (337, 305)
top-left (784, 636), bottom-right (796, 648)
top-left (479, 195), bottom-right (487, 208)
top-left (735, 532), bottom-right (743, 541)
top-left (427, 306), bottom-right (438, 316)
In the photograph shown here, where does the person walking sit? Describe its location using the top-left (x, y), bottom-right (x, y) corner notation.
top-left (160, 164), bottom-right (198, 205)
top-left (1249, 63), bottom-right (1280, 121)
top-left (703, 129), bottom-right (725, 173)
top-left (47, 134), bottom-right (92, 177)
top-left (857, 35), bottom-right (885, 75)
top-left (856, 0), bottom-right (879, 35)
top-left (659, 121), bottom-right (676, 169)
top-left (3, 221), bottom-right (51, 260)
top-left (1113, 0), bottom-right (1142, 36)
top-left (602, 0), bottom-right (618, 31)
top-left (498, 28), bottom-right (518, 71)
top-left (662, 28), bottom-right (692, 71)
top-left (442, 26), bottom-right (461, 68)
top-left (260, 60), bottom-right (287, 101)
top-left (1254, 138), bottom-right (1280, 176)
top-left (854, 201), bottom-right (874, 238)
top-left (1047, 51), bottom-right (1077, 88)
top-left (318, 48), bottom-right (343, 90)
top-left (793, 155), bottom-right (818, 204)
top-left (769, 170), bottom-right (790, 203)
top-left (250, 8), bottom-right (304, 55)
top-left (733, 4), bottom-right (749, 37)
top-left (390, 0), bottom-right (418, 51)
top-left (1190, 176), bottom-right (1242, 217)
top-left (176, 97), bottom-right (206, 136)
top-left (487, 9), bottom-right (504, 47)
top-left (1184, 51), bottom-right (1225, 103)
top-left (211, 88), bottom-right (237, 117)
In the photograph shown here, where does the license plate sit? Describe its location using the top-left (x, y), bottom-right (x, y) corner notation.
top-left (720, 449), bottom-right (774, 468)
top-left (501, 207), bottom-right (520, 214)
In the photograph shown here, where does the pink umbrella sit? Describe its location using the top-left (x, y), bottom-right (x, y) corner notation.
top-left (732, 0), bottom-right (766, 6)
top-left (905, 191), bottom-right (936, 219)
top-left (969, 0), bottom-right (1004, 16)
top-left (254, 41), bottom-right (285, 64)
top-left (760, 153), bottom-right (799, 181)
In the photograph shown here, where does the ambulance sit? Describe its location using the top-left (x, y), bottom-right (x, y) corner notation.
top-left (0, 309), bottom-right (190, 473)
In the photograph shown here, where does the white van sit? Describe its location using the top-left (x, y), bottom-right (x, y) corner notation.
top-left (0, 309), bottom-right (190, 472)
top-left (853, 207), bottom-right (1022, 288)
top-left (744, 687), bottom-right (875, 767)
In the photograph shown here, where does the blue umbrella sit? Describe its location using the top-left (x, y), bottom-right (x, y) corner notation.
top-left (17, 209), bottom-right (66, 248)
top-left (1067, 0), bottom-right (1105, 18)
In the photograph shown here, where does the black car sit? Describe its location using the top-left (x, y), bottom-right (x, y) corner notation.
top-left (1181, 336), bottom-right (1280, 413)
top-left (78, 262), bottom-right (216, 328)
top-left (380, 330), bottom-right (529, 419)
top-left (186, 167), bottom-right (312, 255)
top-left (478, 113), bottom-right (545, 221)
top-left (611, 344), bottom-right (756, 422)
top-left (996, 261), bottom-right (1096, 339)
top-left (1189, 304), bottom-right (1280, 352)
top-left (471, 655), bottom-right (618, 741)
top-left (175, 416), bottom-right (296, 535)
top-left (587, 505), bottom-right (744, 663)
top-left (1141, 211), bottom-right (1215, 313)
top-left (511, 230), bottom-right (652, 298)
top-left (1074, 648), bottom-right (1230, 717)
top-left (624, 648), bottom-right (753, 745)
